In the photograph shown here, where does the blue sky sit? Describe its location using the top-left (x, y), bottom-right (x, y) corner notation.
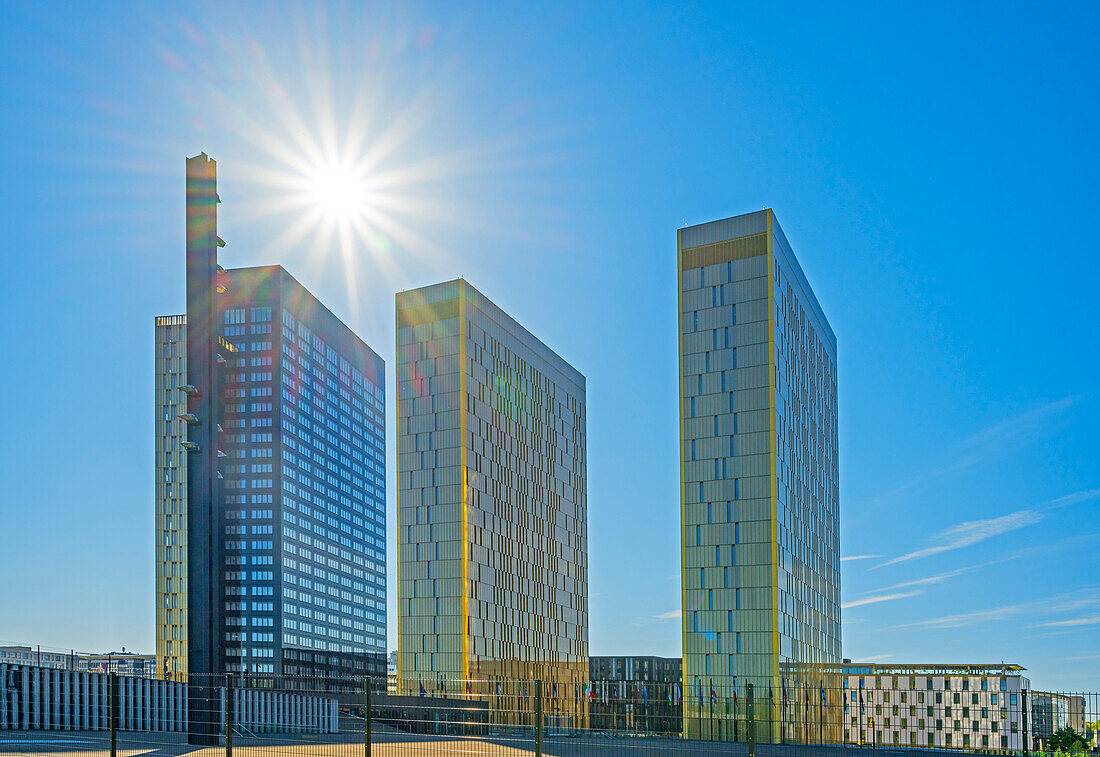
top-left (0, 1), bottom-right (1097, 691)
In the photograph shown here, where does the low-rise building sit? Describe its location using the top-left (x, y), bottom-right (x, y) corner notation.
top-left (588, 655), bottom-right (682, 733)
top-left (1031, 691), bottom-right (1087, 750)
top-left (77, 652), bottom-right (158, 677)
top-left (0, 646), bottom-right (74, 670)
top-left (841, 662), bottom-right (1030, 751)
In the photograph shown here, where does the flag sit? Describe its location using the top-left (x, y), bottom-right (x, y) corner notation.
top-left (523, 682), bottom-right (528, 701)
top-left (710, 681), bottom-right (717, 705)
top-left (821, 683), bottom-right (827, 708)
top-left (466, 679), bottom-right (472, 695)
top-left (782, 680), bottom-right (788, 709)
top-left (439, 674), bottom-right (447, 699)
top-left (697, 679), bottom-right (703, 703)
top-left (552, 682), bottom-right (558, 700)
top-left (418, 678), bottom-right (426, 697)
top-left (732, 688), bottom-right (738, 710)
top-left (667, 684), bottom-right (673, 704)
top-left (769, 685), bottom-right (775, 706)
top-left (643, 684), bottom-right (648, 707)
top-left (859, 691), bottom-right (865, 714)
top-left (675, 682), bottom-right (681, 706)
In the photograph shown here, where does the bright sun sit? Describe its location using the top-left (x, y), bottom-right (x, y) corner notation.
top-left (307, 164), bottom-right (370, 221)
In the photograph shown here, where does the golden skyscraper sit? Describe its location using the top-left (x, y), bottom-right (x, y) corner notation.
top-left (678, 210), bottom-right (841, 742)
top-left (396, 279), bottom-right (588, 725)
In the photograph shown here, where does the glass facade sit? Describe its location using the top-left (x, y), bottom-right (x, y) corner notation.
top-left (396, 279), bottom-right (588, 725)
top-left (678, 210), bottom-right (840, 742)
top-left (158, 266), bottom-right (386, 681)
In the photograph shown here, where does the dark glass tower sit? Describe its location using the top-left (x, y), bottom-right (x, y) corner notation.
top-left (174, 154), bottom-right (386, 739)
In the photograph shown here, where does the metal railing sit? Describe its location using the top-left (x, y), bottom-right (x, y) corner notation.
top-left (0, 672), bottom-right (1095, 756)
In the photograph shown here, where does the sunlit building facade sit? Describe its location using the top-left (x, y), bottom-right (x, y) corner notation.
top-left (678, 209), bottom-right (841, 742)
top-left (841, 663), bottom-right (1030, 751)
top-left (155, 314), bottom-right (189, 679)
top-left (396, 279), bottom-right (588, 724)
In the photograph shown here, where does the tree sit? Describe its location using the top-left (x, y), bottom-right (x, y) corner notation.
top-left (1048, 725), bottom-right (1087, 753)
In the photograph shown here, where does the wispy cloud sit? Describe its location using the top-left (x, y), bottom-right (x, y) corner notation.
top-left (842, 591), bottom-right (921, 609)
top-left (874, 559), bottom-right (1008, 591)
top-left (960, 398), bottom-right (1076, 449)
top-left (871, 398), bottom-right (1077, 502)
top-left (841, 554), bottom-right (882, 562)
top-left (1044, 487), bottom-right (1100, 510)
top-left (899, 589), bottom-right (1100, 630)
top-left (859, 654), bottom-right (893, 662)
top-left (1032, 616), bottom-right (1100, 628)
top-left (652, 609), bottom-right (681, 621)
top-left (878, 510), bottom-right (1041, 567)
top-left (898, 602), bottom-right (1030, 629)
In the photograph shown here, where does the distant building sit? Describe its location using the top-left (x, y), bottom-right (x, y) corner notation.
top-left (387, 650), bottom-right (399, 694)
top-left (396, 279), bottom-right (588, 725)
top-left (841, 662), bottom-right (1030, 751)
top-left (77, 652), bottom-right (158, 677)
top-left (589, 656), bottom-right (681, 733)
top-left (0, 646), bottom-right (157, 677)
top-left (590, 655), bottom-right (681, 684)
top-left (0, 646), bottom-right (73, 670)
top-left (1031, 691), bottom-right (1086, 749)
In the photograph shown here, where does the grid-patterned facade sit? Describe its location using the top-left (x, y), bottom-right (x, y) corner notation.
top-left (841, 664), bottom-right (1030, 751)
top-left (155, 315), bottom-right (189, 680)
top-left (396, 279), bottom-right (588, 723)
top-left (159, 265), bottom-right (386, 680)
top-left (678, 209), bottom-right (840, 742)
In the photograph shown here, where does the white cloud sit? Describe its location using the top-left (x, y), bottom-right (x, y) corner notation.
top-left (841, 554), bottom-right (882, 562)
top-left (842, 591), bottom-right (921, 609)
top-left (878, 510), bottom-right (1042, 567)
top-left (1044, 487), bottom-right (1100, 510)
top-left (871, 398), bottom-right (1076, 502)
top-left (960, 397), bottom-right (1076, 448)
top-left (899, 589), bottom-right (1100, 630)
top-left (652, 609), bottom-right (681, 621)
top-left (1033, 616), bottom-right (1100, 628)
top-left (897, 602), bottom-right (1028, 629)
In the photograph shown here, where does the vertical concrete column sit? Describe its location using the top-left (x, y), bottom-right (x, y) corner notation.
top-left (20, 667), bottom-right (30, 730)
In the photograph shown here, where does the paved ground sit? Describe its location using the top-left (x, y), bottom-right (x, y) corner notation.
top-left (0, 729), bottom-right (776, 757)
top-left (0, 730), bottom-right (935, 757)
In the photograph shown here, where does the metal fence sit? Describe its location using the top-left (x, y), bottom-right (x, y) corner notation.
top-left (0, 673), bottom-right (1095, 757)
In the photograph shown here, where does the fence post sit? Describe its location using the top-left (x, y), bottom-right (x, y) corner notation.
top-left (746, 683), bottom-right (755, 757)
top-left (364, 676), bottom-right (372, 757)
top-left (108, 673), bottom-right (118, 757)
top-left (535, 680), bottom-right (543, 757)
top-left (224, 674), bottom-right (232, 757)
top-left (1021, 689), bottom-right (1028, 757)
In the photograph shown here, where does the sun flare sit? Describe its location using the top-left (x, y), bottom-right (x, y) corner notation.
top-left (306, 163), bottom-right (371, 222)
